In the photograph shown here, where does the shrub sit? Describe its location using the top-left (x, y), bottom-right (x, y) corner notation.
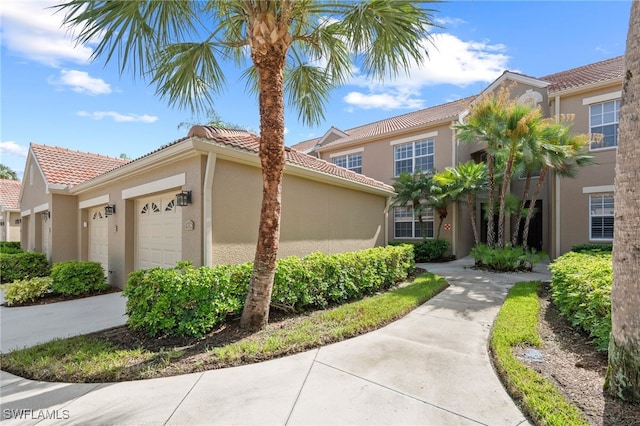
top-left (0, 251), bottom-right (50, 284)
top-left (3, 277), bottom-right (53, 306)
top-left (50, 261), bottom-right (109, 296)
top-left (125, 245), bottom-right (415, 337)
top-left (414, 238), bottom-right (450, 262)
top-left (571, 243), bottom-right (613, 254)
top-left (0, 241), bottom-right (22, 254)
top-left (548, 252), bottom-right (612, 351)
top-left (471, 244), bottom-right (545, 272)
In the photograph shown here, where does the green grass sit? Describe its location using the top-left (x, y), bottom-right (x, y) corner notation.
top-left (1, 272), bottom-right (447, 382)
top-left (490, 281), bottom-right (588, 426)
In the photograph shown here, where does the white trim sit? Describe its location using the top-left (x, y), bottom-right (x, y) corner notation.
top-left (582, 185), bottom-right (614, 194)
top-left (328, 147), bottom-right (364, 158)
top-left (79, 195), bottom-right (110, 209)
top-left (390, 131), bottom-right (438, 146)
top-left (122, 173), bottom-right (186, 200)
top-left (203, 153), bottom-right (216, 267)
top-left (34, 203), bottom-right (49, 213)
top-left (21, 210), bottom-right (30, 217)
top-left (582, 91), bottom-right (622, 106)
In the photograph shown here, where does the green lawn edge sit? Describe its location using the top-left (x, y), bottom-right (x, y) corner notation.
top-left (1, 272), bottom-right (448, 383)
top-left (490, 281), bottom-right (588, 426)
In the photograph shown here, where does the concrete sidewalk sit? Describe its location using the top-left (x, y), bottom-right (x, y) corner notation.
top-left (1, 258), bottom-right (550, 425)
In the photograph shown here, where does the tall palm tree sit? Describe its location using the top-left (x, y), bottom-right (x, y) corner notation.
top-left (57, 0), bottom-right (438, 330)
top-left (434, 161), bottom-right (488, 246)
top-left (606, 0), bottom-right (640, 402)
top-left (390, 171), bottom-right (431, 238)
top-left (0, 164), bottom-right (19, 180)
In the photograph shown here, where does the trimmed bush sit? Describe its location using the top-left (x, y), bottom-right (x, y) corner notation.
top-left (571, 243), bottom-right (613, 254)
top-left (3, 277), bottom-right (53, 306)
top-left (124, 245), bottom-right (415, 337)
top-left (0, 251), bottom-right (50, 284)
top-left (548, 251), bottom-right (612, 351)
top-left (0, 242), bottom-right (22, 254)
top-left (389, 239), bottom-right (449, 262)
top-left (471, 244), bottom-right (545, 272)
top-left (50, 261), bottom-right (109, 296)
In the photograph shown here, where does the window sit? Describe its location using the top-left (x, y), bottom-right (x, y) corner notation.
top-left (590, 194), bottom-right (614, 240)
top-left (394, 139), bottom-right (434, 176)
top-left (590, 99), bottom-right (620, 150)
top-left (394, 206), bottom-right (434, 239)
top-left (333, 153), bottom-right (362, 174)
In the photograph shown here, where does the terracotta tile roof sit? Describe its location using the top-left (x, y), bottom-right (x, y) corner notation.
top-left (188, 126), bottom-right (394, 192)
top-left (0, 179), bottom-right (21, 209)
top-left (31, 143), bottom-right (130, 187)
top-left (292, 96), bottom-right (475, 152)
top-left (541, 56), bottom-right (624, 93)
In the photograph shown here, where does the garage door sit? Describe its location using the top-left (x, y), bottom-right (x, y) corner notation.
top-left (135, 192), bottom-right (182, 270)
top-left (41, 214), bottom-right (50, 260)
top-left (89, 206), bottom-right (109, 275)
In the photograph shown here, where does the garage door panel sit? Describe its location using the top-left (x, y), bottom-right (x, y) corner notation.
top-left (136, 193), bottom-right (182, 270)
top-left (89, 207), bottom-right (108, 275)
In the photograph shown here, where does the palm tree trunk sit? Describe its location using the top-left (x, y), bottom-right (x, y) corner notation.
top-left (435, 207), bottom-right (447, 239)
top-left (240, 36), bottom-right (288, 330)
top-left (606, 0), bottom-right (640, 401)
top-left (512, 172), bottom-right (532, 246)
top-left (521, 167), bottom-right (547, 250)
top-left (486, 154), bottom-right (496, 247)
top-left (497, 153), bottom-right (516, 248)
top-left (467, 193), bottom-right (480, 245)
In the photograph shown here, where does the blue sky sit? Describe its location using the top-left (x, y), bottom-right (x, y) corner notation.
top-left (0, 1), bottom-right (632, 179)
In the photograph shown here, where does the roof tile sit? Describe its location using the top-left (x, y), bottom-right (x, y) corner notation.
top-left (0, 179), bottom-right (21, 209)
top-left (541, 56), bottom-right (624, 93)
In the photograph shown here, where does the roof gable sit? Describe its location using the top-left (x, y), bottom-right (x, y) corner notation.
top-left (0, 179), bottom-right (21, 210)
top-left (30, 143), bottom-right (130, 187)
top-left (541, 56), bottom-right (624, 93)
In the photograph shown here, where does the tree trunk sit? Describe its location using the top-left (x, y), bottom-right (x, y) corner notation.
top-left (512, 172), bottom-right (532, 246)
top-left (521, 167), bottom-right (547, 251)
top-left (240, 12), bottom-right (289, 331)
top-left (497, 153), bottom-right (515, 248)
top-left (435, 207), bottom-right (447, 239)
top-left (467, 193), bottom-right (480, 245)
top-left (606, 0), bottom-right (640, 402)
top-left (486, 154), bottom-right (496, 247)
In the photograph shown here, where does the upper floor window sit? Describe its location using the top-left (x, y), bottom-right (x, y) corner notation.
top-left (590, 99), bottom-right (620, 150)
top-left (590, 194), bottom-right (614, 240)
top-left (333, 152), bottom-right (362, 174)
top-left (394, 138), bottom-right (434, 176)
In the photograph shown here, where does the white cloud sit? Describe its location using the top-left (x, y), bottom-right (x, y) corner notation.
top-left (0, 141), bottom-right (29, 157)
top-left (49, 69), bottom-right (112, 95)
top-left (77, 111), bottom-right (158, 123)
top-left (434, 17), bottom-right (467, 28)
top-left (344, 33), bottom-right (512, 111)
top-left (0, 1), bottom-right (93, 67)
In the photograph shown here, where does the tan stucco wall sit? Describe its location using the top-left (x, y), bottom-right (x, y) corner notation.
top-left (50, 194), bottom-right (78, 263)
top-left (19, 158), bottom-right (50, 253)
top-left (210, 159), bottom-right (388, 265)
top-left (1, 211), bottom-right (21, 241)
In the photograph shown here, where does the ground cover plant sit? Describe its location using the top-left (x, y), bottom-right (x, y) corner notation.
top-left (0, 272), bottom-right (447, 383)
top-left (471, 244), bottom-right (545, 272)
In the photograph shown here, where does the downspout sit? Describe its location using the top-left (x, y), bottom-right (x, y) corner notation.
top-left (203, 152), bottom-right (217, 266)
top-left (554, 95), bottom-right (561, 258)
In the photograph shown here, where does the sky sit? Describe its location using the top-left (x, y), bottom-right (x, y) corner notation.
top-left (0, 1), bottom-right (633, 180)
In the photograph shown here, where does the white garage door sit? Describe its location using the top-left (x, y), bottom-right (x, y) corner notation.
top-left (135, 192), bottom-right (182, 270)
top-left (89, 207), bottom-right (109, 275)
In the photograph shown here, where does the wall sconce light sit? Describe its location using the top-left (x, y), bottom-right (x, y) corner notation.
top-left (176, 190), bottom-right (192, 207)
top-left (15, 218), bottom-right (22, 225)
top-left (0, 221), bottom-right (4, 226)
top-left (104, 204), bottom-right (116, 216)
top-left (41, 211), bottom-right (50, 221)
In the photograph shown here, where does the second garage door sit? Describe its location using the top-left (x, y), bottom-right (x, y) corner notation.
top-left (88, 206), bottom-right (109, 275)
top-left (135, 192), bottom-right (182, 270)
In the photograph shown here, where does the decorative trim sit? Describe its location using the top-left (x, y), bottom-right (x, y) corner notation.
top-left (582, 91), bottom-right (622, 105)
top-left (21, 210), bottom-right (30, 217)
top-left (390, 131), bottom-right (438, 146)
top-left (329, 147), bottom-right (364, 158)
top-left (122, 173), bottom-right (186, 199)
top-left (582, 185), bottom-right (614, 194)
top-left (79, 195), bottom-right (110, 209)
top-left (34, 203), bottom-right (49, 213)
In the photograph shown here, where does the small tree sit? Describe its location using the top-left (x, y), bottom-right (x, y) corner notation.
top-left (390, 171), bottom-right (431, 238)
top-left (0, 164), bottom-right (19, 180)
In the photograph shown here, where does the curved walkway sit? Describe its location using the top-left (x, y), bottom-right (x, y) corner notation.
top-left (0, 258), bottom-right (550, 425)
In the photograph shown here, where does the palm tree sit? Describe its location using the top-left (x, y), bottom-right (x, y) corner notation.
top-left (390, 171), bottom-right (431, 238)
top-left (0, 164), bottom-right (19, 180)
top-left (434, 161), bottom-right (488, 246)
top-left (423, 177), bottom-right (453, 239)
top-left (57, 1), bottom-right (438, 330)
top-left (606, 0), bottom-right (640, 402)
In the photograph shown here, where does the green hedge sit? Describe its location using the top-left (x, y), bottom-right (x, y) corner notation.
top-left (50, 261), bottom-right (109, 296)
top-left (0, 241), bottom-right (22, 254)
top-left (548, 251), bottom-right (612, 351)
top-left (389, 239), bottom-right (450, 262)
top-left (3, 277), bottom-right (53, 306)
top-left (0, 252), bottom-right (50, 284)
top-left (571, 243), bottom-right (613, 254)
top-left (123, 245), bottom-right (415, 337)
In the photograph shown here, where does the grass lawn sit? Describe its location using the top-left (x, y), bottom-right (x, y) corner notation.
top-left (490, 281), bottom-right (588, 426)
top-left (1, 272), bottom-right (447, 383)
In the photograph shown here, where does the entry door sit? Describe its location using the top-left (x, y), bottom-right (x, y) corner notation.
top-left (135, 193), bottom-right (182, 270)
top-left (89, 206), bottom-right (109, 275)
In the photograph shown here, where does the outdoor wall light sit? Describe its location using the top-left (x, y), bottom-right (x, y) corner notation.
top-left (15, 218), bottom-right (21, 225)
top-left (176, 190), bottom-right (192, 207)
top-left (41, 211), bottom-right (50, 221)
top-left (104, 204), bottom-right (116, 216)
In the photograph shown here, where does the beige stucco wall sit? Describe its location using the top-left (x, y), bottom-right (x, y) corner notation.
top-left (19, 158), bottom-right (50, 253)
top-left (1, 211), bottom-right (21, 241)
top-left (210, 159), bottom-right (388, 265)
